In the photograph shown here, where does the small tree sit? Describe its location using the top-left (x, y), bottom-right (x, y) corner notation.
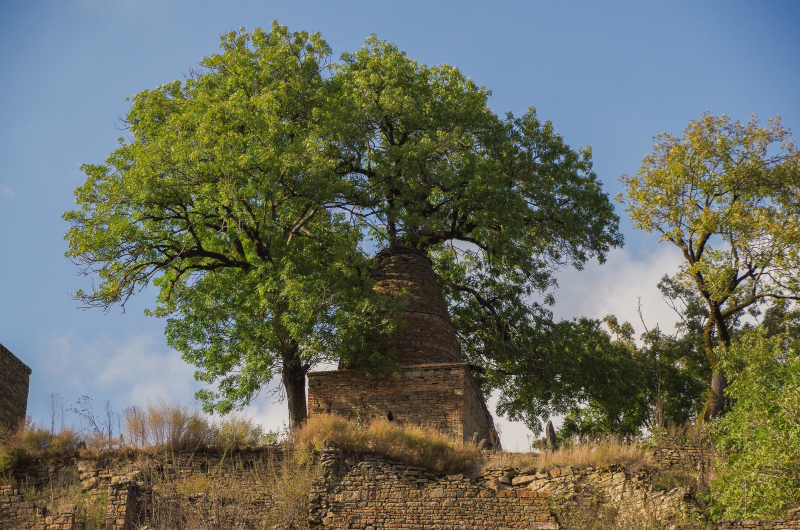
top-left (620, 112), bottom-right (800, 419)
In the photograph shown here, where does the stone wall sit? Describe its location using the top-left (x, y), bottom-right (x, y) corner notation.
top-left (651, 445), bottom-right (715, 470)
top-left (4, 444), bottom-right (800, 529)
top-left (308, 363), bottom-right (500, 449)
top-left (0, 342), bottom-right (31, 429)
top-left (0, 485), bottom-right (74, 530)
top-left (309, 442), bottom-right (800, 530)
top-left (309, 442), bottom-right (558, 529)
top-left (2, 446), bottom-right (286, 530)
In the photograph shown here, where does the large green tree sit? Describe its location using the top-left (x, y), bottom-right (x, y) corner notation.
top-left (66, 25), bottom-right (623, 431)
top-left (324, 37), bottom-right (623, 433)
top-left (620, 113), bottom-right (800, 419)
top-left (64, 25), bottom-right (396, 429)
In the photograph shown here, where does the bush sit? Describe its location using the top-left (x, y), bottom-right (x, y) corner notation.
top-left (122, 397), bottom-right (213, 450)
top-left (0, 444), bottom-right (19, 476)
top-left (1, 418), bottom-right (83, 456)
top-left (212, 414), bottom-right (264, 450)
top-left (709, 330), bottom-right (800, 520)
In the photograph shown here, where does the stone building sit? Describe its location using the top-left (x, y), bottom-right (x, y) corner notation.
top-left (0, 342), bottom-right (31, 429)
top-left (307, 246), bottom-right (500, 448)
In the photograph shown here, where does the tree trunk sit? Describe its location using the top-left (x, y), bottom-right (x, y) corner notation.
top-left (281, 343), bottom-right (308, 431)
top-left (706, 371), bottom-right (728, 419)
top-left (701, 306), bottom-right (731, 421)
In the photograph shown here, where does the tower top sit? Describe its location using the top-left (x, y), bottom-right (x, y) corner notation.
top-left (370, 246), bottom-right (460, 366)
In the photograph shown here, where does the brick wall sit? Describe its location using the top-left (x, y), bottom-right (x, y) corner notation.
top-left (0, 342), bottom-right (31, 429)
top-left (308, 363), bottom-right (500, 449)
top-left (310, 246), bottom-right (499, 449)
top-left (365, 246), bottom-right (461, 366)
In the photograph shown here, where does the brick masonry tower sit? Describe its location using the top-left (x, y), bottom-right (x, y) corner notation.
top-left (307, 246), bottom-right (500, 449)
top-left (0, 342), bottom-right (31, 429)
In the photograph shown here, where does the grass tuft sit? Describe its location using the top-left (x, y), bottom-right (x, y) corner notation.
top-left (294, 413), bottom-right (482, 474)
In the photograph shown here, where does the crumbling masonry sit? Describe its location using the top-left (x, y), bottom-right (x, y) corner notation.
top-left (0, 342), bottom-right (31, 429)
top-left (307, 246), bottom-right (500, 448)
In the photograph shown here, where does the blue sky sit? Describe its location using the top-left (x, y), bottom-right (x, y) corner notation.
top-left (1, 0), bottom-right (798, 450)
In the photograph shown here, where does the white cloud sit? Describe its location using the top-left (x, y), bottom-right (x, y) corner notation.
top-left (41, 329), bottom-right (199, 407)
top-left (0, 186), bottom-right (14, 198)
top-left (549, 246), bottom-right (685, 336)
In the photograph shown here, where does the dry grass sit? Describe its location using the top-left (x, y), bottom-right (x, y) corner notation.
top-left (135, 447), bottom-right (319, 529)
top-left (122, 397), bottom-right (212, 450)
top-left (212, 414), bottom-right (265, 450)
top-left (19, 481), bottom-right (107, 530)
top-left (294, 413), bottom-right (483, 474)
top-left (486, 438), bottom-right (656, 474)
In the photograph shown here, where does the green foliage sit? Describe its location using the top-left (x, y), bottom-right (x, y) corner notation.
top-left (64, 23), bottom-right (398, 425)
top-left (0, 443), bottom-right (19, 476)
top-left (709, 329), bottom-right (800, 519)
top-left (486, 312), bottom-right (706, 437)
top-left (620, 112), bottom-right (800, 416)
top-left (65, 22), bottom-right (622, 430)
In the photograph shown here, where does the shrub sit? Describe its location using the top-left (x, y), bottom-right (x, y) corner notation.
top-left (0, 444), bottom-right (19, 476)
top-left (2, 418), bottom-right (83, 456)
top-left (709, 330), bottom-right (800, 520)
top-left (14, 419), bottom-right (53, 451)
top-left (122, 397), bottom-right (213, 450)
top-left (212, 414), bottom-right (263, 450)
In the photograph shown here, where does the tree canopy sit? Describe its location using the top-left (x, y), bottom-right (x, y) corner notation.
top-left (620, 112), bottom-right (800, 419)
top-left (65, 23), bottom-right (623, 431)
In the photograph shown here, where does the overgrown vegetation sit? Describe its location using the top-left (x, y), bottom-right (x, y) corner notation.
top-left (17, 482), bottom-right (107, 530)
top-left (136, 451), bottom-right (319, 529)
top-left (294, 413), bottom-right (483, 475)
top-left (0, 396), bottom-right (277, 461)
top-left (708, 329), bottom-right (800, 520)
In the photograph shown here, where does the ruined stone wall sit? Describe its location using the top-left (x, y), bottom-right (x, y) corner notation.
top-left (308, 363), bottom-right (499, 448)
top-left (310, 442), bottom-right (800, 530)
top-left (13, 446), bottom-right (287, 494)
top-left (4, 444), bottom-right (800, 530)
top-left (0, 343), bottom-right (31, 429)
top-left (3, 446), bottom-right (286, 530)
top-left (651, 444), bottom-right (715, 469)
top-left (0, 485), bottom-right (74, 530)
top-left (309, 443), bottom-right (558, 529)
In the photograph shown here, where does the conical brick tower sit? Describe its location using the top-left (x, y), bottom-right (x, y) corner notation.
top-left (308, 246), bottom-right (500, 449)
